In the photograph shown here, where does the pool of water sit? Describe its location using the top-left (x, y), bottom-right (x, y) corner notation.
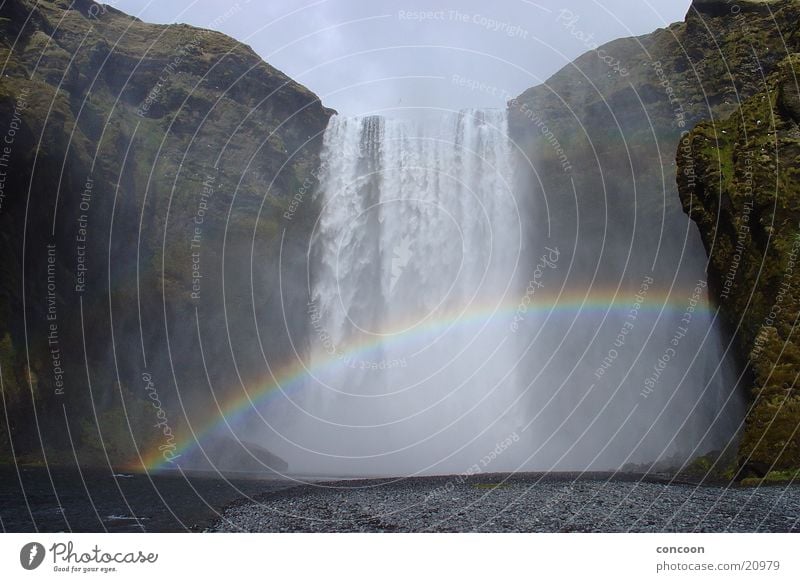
top-left (0, 466), bottom-right (293, 532)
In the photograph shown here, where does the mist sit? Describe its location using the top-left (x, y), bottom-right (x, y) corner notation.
top-left (92, 0), bottom-right (744, 478)
top-left (237, 107), bottom-right (744, 477)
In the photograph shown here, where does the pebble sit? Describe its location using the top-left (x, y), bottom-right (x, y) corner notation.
top-left (212, 473), bottom-right (800, 533)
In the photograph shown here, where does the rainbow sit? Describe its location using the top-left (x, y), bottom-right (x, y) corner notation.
top-left (136, 286), bottom-right (715, 472)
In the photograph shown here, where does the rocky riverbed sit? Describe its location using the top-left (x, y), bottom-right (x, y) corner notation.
top-left (212, 473), bottom-right (800, 533)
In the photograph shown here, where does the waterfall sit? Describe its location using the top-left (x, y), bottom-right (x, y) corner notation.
top-left (261, 109), bottom-right (743, 477)
top-left (280, 110), bottom-right (527, 475)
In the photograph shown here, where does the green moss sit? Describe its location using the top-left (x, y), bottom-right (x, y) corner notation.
top-left (681, 448), bottom-right (739, 481)
top-left (678, 55), bottom-right (800, 475)
top-left (741, 468), bottom-right (800, 486)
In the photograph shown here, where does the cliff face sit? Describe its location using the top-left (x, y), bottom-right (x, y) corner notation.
top-left (678, 55), bottom-right (800, 475)
top-left (0, 0), bottom-right (333, 465)
top-left (509, 0), bottom-right (800, 253)
top-left (509, 0), bottom-right (800, 474)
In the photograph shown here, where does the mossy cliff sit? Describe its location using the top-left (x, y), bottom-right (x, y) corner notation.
top-left (678, 55), bottom-right (800, 475)
top-left (509, 0), bottom-right (800, 475)
top-left (0, 0), bottom-right (332, 466)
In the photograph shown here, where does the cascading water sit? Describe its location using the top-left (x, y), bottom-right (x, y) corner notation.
top-left (261, 109), bottom-right (744, 477)
top-left (277, 110), bottom-right (527, 475)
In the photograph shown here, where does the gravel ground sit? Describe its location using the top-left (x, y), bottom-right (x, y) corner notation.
top-left (212, 472), bottom-right (800, 532)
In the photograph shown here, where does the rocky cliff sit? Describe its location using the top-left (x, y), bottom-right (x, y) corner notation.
top-left (678, 55), bottom-right (800, 477)
top-left (0, 0), bottom-right (332, 466)
top-left (509, 0), bottom-right (800, 477)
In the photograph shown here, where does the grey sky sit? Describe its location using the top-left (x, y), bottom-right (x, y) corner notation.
top-left (110, 0), bottom-right (693, 116)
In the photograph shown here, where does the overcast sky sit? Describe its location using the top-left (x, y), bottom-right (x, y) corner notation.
top-left (110, 0), bottom-right (693, 116)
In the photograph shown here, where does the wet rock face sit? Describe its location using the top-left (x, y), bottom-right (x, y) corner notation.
top-left (677, 56), bottom-right (800, 472)
top-left (778, 77), bottom-right (800, 123)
